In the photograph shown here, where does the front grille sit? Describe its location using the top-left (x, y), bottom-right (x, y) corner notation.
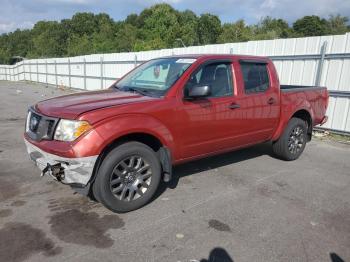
top-left (26, 108), bottom-right (59, 141)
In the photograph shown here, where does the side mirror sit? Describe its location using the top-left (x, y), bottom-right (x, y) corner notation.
top-left (187, 85), bottom-right (211, 99)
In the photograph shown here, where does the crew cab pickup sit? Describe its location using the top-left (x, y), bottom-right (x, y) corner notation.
top-left (24, 54), bottom-right (329, 212)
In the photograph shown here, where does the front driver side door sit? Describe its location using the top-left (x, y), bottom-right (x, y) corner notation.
top-left (176, 60), bottom-right (243, 160)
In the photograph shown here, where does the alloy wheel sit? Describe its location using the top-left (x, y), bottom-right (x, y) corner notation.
top-left (288, 126), bottom-right (304, 155)
top-left (110, 156), bottom-right (152, 201)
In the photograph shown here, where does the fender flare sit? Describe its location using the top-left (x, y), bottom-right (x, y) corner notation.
top-left (272, 105), bottom-right (314, 141)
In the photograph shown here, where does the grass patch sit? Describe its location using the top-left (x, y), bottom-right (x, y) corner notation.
top-left (313, 130), bottom-right (350, 144)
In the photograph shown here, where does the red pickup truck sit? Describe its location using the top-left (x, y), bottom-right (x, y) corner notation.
top-left (24, 54), bottom-right (328, 212)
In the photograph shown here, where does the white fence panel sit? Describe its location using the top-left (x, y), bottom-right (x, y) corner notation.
top-left (1, 33), bottom-right (350, 134)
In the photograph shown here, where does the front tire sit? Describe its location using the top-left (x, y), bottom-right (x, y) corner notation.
top-left (92, 142), bottom-right (161, 213)
top-left (272, 117), bottom-right (308, 161)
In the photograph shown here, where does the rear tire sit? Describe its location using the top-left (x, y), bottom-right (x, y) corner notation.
top-left (272, 117), bottom-right (307, 161)
top-left (92, 142), bottom-right (161, 213)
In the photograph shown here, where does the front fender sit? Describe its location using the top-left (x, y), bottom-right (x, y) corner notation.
top-left (93, 113), bottom-right (176, 156)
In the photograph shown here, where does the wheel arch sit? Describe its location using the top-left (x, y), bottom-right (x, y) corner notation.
top-left (291, 109), bottom-right (313, 141)
top-left (88, 132), bottom-right (172, 193)
top-left (272, 107), bottom-right (314, 142)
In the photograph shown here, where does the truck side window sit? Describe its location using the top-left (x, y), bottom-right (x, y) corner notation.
top-left (240, 63), bottom-right (270, 94)
top-left (185, 62), bottom-right (233, 98)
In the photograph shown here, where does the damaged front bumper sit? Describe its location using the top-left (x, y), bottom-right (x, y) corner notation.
top-left (24, 140), bottom-right (98, 186)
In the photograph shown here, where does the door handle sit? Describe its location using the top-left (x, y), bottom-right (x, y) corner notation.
top-left (229, 103), bottom-right (240, 109)
top-left (267, 98), bottom-right (275, 105)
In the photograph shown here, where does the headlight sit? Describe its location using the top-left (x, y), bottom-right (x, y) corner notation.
top-left (54, 119), bottom-right (92, 141)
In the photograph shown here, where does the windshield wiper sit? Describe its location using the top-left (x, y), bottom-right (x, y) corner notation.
top-left (127, 87), bottom-right (148, 96)
top-left (114, 85), bottom-right (143, 94)
top-left (125, 87), bottom-right (153, 97)
top-left (114, 85), bottom-right (122, 90)
top-left (114, 85), bottom-right (159, 97)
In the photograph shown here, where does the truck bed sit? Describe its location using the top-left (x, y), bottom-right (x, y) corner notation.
top-left (280, 85), bottom-right (327, 93)
top-left (280, 85), bottom-right (328, 126)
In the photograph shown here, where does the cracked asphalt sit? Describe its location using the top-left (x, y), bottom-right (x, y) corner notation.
top-left (0, 81), bottom-right (349, 262)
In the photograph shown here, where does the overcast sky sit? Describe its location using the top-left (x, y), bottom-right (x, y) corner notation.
top-left (1, 0), bottom-right (350, 34)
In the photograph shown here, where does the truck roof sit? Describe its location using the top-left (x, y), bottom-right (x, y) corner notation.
top-left (161, 54), bottom-right (270, 61)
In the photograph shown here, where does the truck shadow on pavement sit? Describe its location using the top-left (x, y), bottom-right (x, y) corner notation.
top-left (199, 247), bottom-right (234, 262)
top-left (330, 252), bottom-right (345, 262)
top-left (155, 142), bottom-right (274, 198)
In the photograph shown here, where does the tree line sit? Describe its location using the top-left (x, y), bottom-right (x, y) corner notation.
top-left (0, 3), bottom-right (349, 64)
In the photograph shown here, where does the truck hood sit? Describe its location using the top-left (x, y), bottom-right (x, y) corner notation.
top-left (35, 89), bottom-right (157, 119)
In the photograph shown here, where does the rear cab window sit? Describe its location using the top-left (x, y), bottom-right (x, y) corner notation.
top-left (240, 61), bottom-right (270, 94)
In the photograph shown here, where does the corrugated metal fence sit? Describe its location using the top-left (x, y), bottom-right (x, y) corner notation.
top-left (1, 33), bottom-right (350, 134)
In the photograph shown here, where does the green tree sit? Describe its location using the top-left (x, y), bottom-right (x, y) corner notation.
top-left (218, 20), bottom-right (253, 43)
top-left (115, 23), bottom-right (138, 52)
top-left (138, 4), bottom-right (180, 48)
top-left (67, 34), bottom-right (93, 56)
top-left (327, 15), bottom-right (349, 35)
top-left (293, 15), bottom-right (329, 36)
top-left (10, 30), bottom-right (32, 57)
top-left (29, 21), bottom-right (67, 58)
top-left (91, 13), bottom-right (118, 53)
top-left (0, 29), bottom-right (32, 63)
top-left (177, 10), bottom-right (199, 46)
top-left (0, 48), bottom-right (11, 64)
top-left (125, 13), bottom-right (139, 27)
top-left (254, 17), bottom-right (293, 39)
top-left (67, 12), bottom-right (97, 36)
top-left (133, 37), bottom-right (166, 51)
top-left (197, 14), bottom-right (222, 44)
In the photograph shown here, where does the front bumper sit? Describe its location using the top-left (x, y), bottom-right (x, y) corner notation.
top-left (24, 139), bottom-right (98, 186)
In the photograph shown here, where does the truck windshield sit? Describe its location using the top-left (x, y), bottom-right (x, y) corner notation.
top-left (115, 57), bottom-right (196, 96)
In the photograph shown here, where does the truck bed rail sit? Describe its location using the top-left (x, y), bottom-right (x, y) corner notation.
top-left (280, 85), bottom-right (326, 93)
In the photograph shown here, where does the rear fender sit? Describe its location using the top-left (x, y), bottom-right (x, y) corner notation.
top-left (272, 98), bottom-right (314, 141)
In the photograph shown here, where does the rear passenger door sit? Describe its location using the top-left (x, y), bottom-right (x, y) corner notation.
top-left (234, 60), bottom-right (280, 141)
